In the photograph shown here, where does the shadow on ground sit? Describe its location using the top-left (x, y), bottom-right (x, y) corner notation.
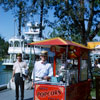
top-left (24, 98), bottom-right (33, 100)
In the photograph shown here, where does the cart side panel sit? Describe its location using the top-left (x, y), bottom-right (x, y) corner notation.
top-left (66, 80), bottom-right (91, 100)
top-left (34, 83), bottom-right (65, 100)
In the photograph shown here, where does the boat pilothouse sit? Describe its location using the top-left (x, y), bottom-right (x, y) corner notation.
top-left (2, 22), bottom-right (44, 67)
top-left (24, 22), bottom-right (41, 42)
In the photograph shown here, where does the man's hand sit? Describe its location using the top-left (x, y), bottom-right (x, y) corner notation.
top-left (12, 77), bottom-right (14, 82)
top-left (32, 82), bottom-right (34, 88)
top-left (43, 76), bottom-right (51, 81)
top-left (12, 70), bottom-right (15, 82)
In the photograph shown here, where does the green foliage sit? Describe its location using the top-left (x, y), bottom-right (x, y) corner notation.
top-left (28, 62), bottom-right (33, 72)
top-left (90, 88), bottom-right (96, 98)
top-left (0, 35), bottom-right (9, 58)
top-left (1, 0), bottom-right (100, 45)
top-left (47, 0), bottom-right (100, 44)
top-left (98, 30), bottom-right (100, 36)
top-left (0, 0), bottom-right (51, 37)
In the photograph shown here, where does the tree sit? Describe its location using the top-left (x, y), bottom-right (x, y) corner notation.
top-left (48, 0), bottom-right (100, 45)
top-left (1, 0), bottom-right (100, 45)
top-left (0, 35), bottom-right (9, 58)
top-left (31, 0), bottom-right (53, 38)
top-left (0, 0), bottom-right (50, 38)
top-left (49, 0), bottom-right (100, 81)
top-left (0, 0), bottom-right (30, 36)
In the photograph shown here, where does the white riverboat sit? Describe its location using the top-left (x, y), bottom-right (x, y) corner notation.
top-left (2, 22), bottom-right (44, 67)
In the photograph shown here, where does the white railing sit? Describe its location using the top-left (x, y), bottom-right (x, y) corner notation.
top-left (2, 59), bottom-right (14, 66)
top-left (8, 47), bottom-right (42, 54)
top-left (3, 59), bottom-right (14, 63)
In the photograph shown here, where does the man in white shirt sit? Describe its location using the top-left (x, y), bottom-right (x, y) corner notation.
top-left (12, 53), bottom-right (28, 100)
top-left (31, 50), bottom-right (53, 87)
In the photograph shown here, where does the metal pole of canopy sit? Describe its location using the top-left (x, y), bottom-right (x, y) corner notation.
top-left (64, 46), bottom-right (68, 100)
top-left (29, 45), bottom-right (32, 65)
top-left (65, 46), bottom-right (68, 85)
top-left (33, 46), bottom-right (35, 100)
top-left (78, 57), bottom-right (81, 82)
top-left (32, 46), bottom-right (36, 82)
top-left (53, 55), bottom-right (56, 76)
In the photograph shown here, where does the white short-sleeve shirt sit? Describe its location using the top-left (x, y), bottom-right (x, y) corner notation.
top-left (13, 60), bottom-right (28, 74)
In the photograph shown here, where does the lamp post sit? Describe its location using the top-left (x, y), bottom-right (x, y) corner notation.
top-left (27, 38), bottom-right (33, 67)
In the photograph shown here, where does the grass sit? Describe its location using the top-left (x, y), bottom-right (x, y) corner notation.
top-left (0, 57), bottom-right (2, 61)
top-left (90, 88), bottom-right (96, 98)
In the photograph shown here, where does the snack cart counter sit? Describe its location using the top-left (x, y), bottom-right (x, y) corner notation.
top-left (29, 37), bottom-right (91, 100)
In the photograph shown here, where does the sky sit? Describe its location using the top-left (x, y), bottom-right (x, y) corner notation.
top-left (0, 6), bottom-right (100, 42)
top-left (0, 7), bottom-right (15, 41)
top-left (0, 7), bottom-right (54, 42)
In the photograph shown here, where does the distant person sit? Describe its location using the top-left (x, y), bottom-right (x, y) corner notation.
top-left (31, 50), bottom-right (53, 87)
top-left (94, 59), bottom-right (98, 68)
top-left (12, 53), bottom-right (28, 100)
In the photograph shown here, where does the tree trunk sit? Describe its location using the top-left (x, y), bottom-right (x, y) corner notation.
top-left (18, 2), bottom-right (22, 36)
top-left (39, 0), bottom-right (44, 38)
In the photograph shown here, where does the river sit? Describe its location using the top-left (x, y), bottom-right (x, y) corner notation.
top-left (0, 62), bottom-right (12, 85)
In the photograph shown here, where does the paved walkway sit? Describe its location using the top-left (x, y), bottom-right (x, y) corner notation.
top-left (0, 88), bottom-right (96, 100)
top-left (0, 89), bottom-right (34, 100)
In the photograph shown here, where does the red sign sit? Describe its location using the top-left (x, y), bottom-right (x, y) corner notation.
top-left (34, 84), bottom-right (65, 100)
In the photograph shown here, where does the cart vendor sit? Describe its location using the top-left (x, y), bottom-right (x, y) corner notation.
top-left (31, 50), bottom-right (53, 87)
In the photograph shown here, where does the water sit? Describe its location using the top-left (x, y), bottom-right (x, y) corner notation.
top-left (0, 62), bottom-right (12, 85)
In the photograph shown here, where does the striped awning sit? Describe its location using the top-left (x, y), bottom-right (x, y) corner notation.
top-left (28, 37), bottom-right (89, 49)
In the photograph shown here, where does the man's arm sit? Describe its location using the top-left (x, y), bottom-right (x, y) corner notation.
top-left (12, 63), bottom-right (16, 82)
top-left (44, 64), bottom-right (53, 81)
top-left (48, 64), bottom-right (53, 77)
top-left (12, 69), bottom-right (15, 82)
top-left (31, 71), bottom-right (35, 88)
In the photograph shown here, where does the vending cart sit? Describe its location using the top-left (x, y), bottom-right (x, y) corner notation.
top-left (29, 37), bottom-right (91, 100)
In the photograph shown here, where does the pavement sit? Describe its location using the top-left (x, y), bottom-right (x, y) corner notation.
top-left (0, 88), bottom-right (96, 100)
top-left (0, 89), bottom-right (34, 100)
